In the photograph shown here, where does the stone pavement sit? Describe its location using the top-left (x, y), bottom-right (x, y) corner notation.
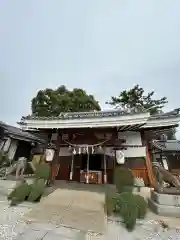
top-left (23, 188), bottom-right (106, 233)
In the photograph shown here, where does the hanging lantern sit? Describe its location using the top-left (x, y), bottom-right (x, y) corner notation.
top-left (92, 146), bottom-right (94, 154)
top-left (82, 147), bottom-right (85, 154)
top-left (79, 147), bottom-right (81, 155)
top-left (45, 149), bottom-right (55, 162)
top-left (97, 145), bottom-right (102, 154)
top-left (73, 148), bottom-right (76, 155)
top-left (116, 150), bottom-right (125, 164)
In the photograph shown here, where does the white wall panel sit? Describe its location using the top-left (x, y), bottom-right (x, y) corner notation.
top-left (119, 131), bottom-right (142, 146)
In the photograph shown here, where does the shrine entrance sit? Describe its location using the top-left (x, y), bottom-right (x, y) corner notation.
top-left (72, 153), bottom-right (103, 184)
top-left (68, 143), bottom-right (109, 184)
top-left (80, 154), bottom-right (102, 184)
top-left (56, 145), bottom-right (118, 184)
top-left (81, 154), bottom-right (102, 171)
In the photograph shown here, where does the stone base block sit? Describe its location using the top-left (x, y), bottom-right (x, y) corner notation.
top-left (151, 190), bottom-right (180, 206)
top-left (148, 198), bottom-right (180, 217)
top-left (0, 180), bottom-right (16, 189)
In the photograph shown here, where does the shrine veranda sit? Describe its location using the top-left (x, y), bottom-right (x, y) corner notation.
top-left (19, 109), bottom-right (180, 185)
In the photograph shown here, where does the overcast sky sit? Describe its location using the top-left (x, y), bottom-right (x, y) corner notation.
top-left (0, 1), bottom-right (180, 130)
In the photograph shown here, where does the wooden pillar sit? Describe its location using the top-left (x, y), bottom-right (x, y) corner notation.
top-left (86, 149), bottom-right (89, 183)
top-left (70, 153), bottom-right (74, 180)
top-left (113, 149), bottom-right (116, 184)
top-left (51, 130), bottom-right (60, 184)
top-left (103, 148), bottom-right (107, 183)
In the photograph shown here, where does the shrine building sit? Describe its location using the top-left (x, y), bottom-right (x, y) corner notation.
top-left (18, 109), bottom-right (180, 186)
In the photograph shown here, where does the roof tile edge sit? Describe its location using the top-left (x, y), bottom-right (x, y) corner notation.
top-left (21, 109), bottom-right (149, 121)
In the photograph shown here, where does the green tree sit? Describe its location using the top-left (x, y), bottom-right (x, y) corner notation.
top-left (106, 84), bottom-right (167, 115)
top-left (106, 85), bottom-right (176, 139)
top-left (31, 85), bottom-right (101, 117)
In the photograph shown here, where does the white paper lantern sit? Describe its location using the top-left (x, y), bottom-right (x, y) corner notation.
top-left (116, 150), bottom-right (125, 164)
top-left (45, 149), bottom-right (55, 162)
top-left (82, 147), bottom-right (86, 154)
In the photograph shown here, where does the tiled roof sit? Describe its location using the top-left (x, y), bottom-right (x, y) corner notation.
top-left (0, 121), bottom-right (6, 127)
top-left (149, 109), bottom-right (180, 120)
top-left (21, 108), bottom-right (180, 121)
top-left (21, 109), bottom-right (148, 121)
top-left (152, 140), bottom-right (180, 152)
top-left (2, 123), bottom-right (45, 143)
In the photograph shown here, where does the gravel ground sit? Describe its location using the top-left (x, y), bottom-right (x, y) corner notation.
top-left (106, 217), bottom-right (180, 240)
top-left (0, 201), bottom-right (180, 239)
top-left (0, 202), bottom-right (31, 240)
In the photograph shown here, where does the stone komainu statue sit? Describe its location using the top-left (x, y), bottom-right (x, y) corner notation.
top-left (152, 163), bottom-right (180, 194)
top-left (16, 157), bottom-right (27, 179)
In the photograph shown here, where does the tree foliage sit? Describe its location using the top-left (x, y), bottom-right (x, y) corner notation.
top-left (106, 84), bottom-right (167, 115)
top-left (106, 84), bottom-right (176, 139)
top-left (31, 85), bottom-right (101, 117)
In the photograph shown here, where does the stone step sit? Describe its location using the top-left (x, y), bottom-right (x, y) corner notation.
top-left (148, 198), bottom-right (180, 217)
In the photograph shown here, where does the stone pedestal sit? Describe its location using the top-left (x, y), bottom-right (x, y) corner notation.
top-left (148, 190), bottom-right (180, 217)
